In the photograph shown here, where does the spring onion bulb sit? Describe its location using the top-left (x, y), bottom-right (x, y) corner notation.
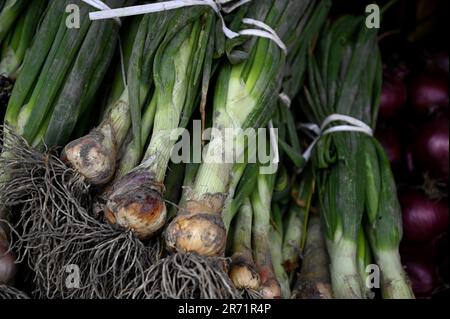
top-left (229, 198), bottom-right (260, 291)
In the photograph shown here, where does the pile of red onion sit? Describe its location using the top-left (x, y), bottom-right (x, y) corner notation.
top-left (377, 50), bottom-right (449, 298)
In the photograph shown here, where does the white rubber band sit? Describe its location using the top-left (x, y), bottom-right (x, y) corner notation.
top-left (279, 92), bottom-right (292, 108)
top-left (301, 114), bottom-right (374, 162)
top-left (81, 0), bottom-right (121, 25)
top-left (85, 0), bottom-right (240, 39)
top-left (219, 0), bottom-right (251, 13)
top-left (82, 0), bottom-right (287, 53)
top-left (241, 18), bottom-right (287, 54)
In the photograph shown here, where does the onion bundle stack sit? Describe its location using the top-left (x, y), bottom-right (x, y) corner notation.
top-left (301, 15), bottom-right (414, 299)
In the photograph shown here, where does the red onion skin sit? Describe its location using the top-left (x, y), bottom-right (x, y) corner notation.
top-left (401, 233), bottom-right (448, 265)
top-left (426, 51), bottom-right (449, 76)
top-left (405, 145), bottom-right (416, 175)
top-left (404, 260), bottom-right (437, 298)
top-left (410, 74), bottom-right (449, 117)
top-left (0, 240), bottom-right (17, 285)
top-left (413, 116), bottom-right (449, 182)
top-left (438, 255), bottom-right (449, 284)
top-left (399, 190), bottom-right (449, 243)
top-left (400, 241), bottom-right (436, 264)
top-left (379, 74), bottom-right (408, 120)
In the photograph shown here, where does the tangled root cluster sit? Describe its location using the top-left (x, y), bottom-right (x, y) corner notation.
top-left (1, 128), bottom-right (256, 299)
top-left (32, 222), bottom-right (162, 299)
top-left (120, 253), bottom-right (242, 299)
top-left (0, 128), bottom-right (161, 299)
top-left (241, 289), bottom-right (263, 299)
top-left (1, 127), bottom-right (91, 296)
top-left (0, 285), bottom-right (29, 299)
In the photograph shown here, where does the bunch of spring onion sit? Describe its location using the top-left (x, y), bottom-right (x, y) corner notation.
top-left (0, 0), bottom-right (136, 298)
top-left (0, 0), bottom-right (29, 114)
top-left (227, 162), bottom-right (284, 299)
top-left (224, 0), bottom-right (329, 299)
top-left (224, 115), bottom-right (284, 299)
top-left (0, 1), bottom-right (48, 79)
top-left (0, 0), bottom-right (27, 45)
top-left (225, 100), bottom-right (319, 299)
top-left (118, 0), bottom-right (331, 300)
top-left (301, 15), bottom-right (414, 299)
top-left (6, 4), bottom-right (221, 299)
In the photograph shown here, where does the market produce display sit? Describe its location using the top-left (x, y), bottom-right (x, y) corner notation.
top-left (0, 0), bottom-right (448, 300)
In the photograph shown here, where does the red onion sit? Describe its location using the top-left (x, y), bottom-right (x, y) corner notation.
top-left (426, 50), bottom-right (449, 76)
top-left (410, 74), bottom-right (449, 117)
top-left (404, 260), bottom-right (437, 298)
top-left (0, 239), bottom-right (17, 285)
top-left (399, 190), bottom-right (449, 243)
top-left (405, 144), bottom-right (417, 176)
top-left (379, 72), bottom-right (408, 120)
top-left (438, 255), bottom-right (449, 284)
top-left (400, 241), bottom-right (436, 264)
top-left (413, 115), bottom-right (449, 182)
top-left (401, 233), bottom-right (448, 265)
top-left (376, 129), bottom-right (403, 170)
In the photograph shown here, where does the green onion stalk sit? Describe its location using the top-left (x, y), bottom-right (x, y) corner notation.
top-left (292, 214), bottom-right (333, 299)
top-left (0, 1), bottom-right (48, 78)
top-left (0, 0), bottom-right (29, 115)
top-left (249, 168), bottom-right (281, 299)
top-left (365, 139), bottom-right (414, 299)
top-left (101, 15), bottom-right (142, 119)
top-left (302, 15), bottom-right (414, 299)
top-left (4, 0), bottom-right (135, 148)
top-left (0, 0), bottom-right (137, 298)
top-left (222, 162), bottom-right (259, 233)
top-left (0, 0), bottom-right (26, 44)
top-left (268, 204), bottom-right (291, 299)
top-left (282, 167), bottom-right (315, 279)
top-left (357, 227), bottom-right (375, 299)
